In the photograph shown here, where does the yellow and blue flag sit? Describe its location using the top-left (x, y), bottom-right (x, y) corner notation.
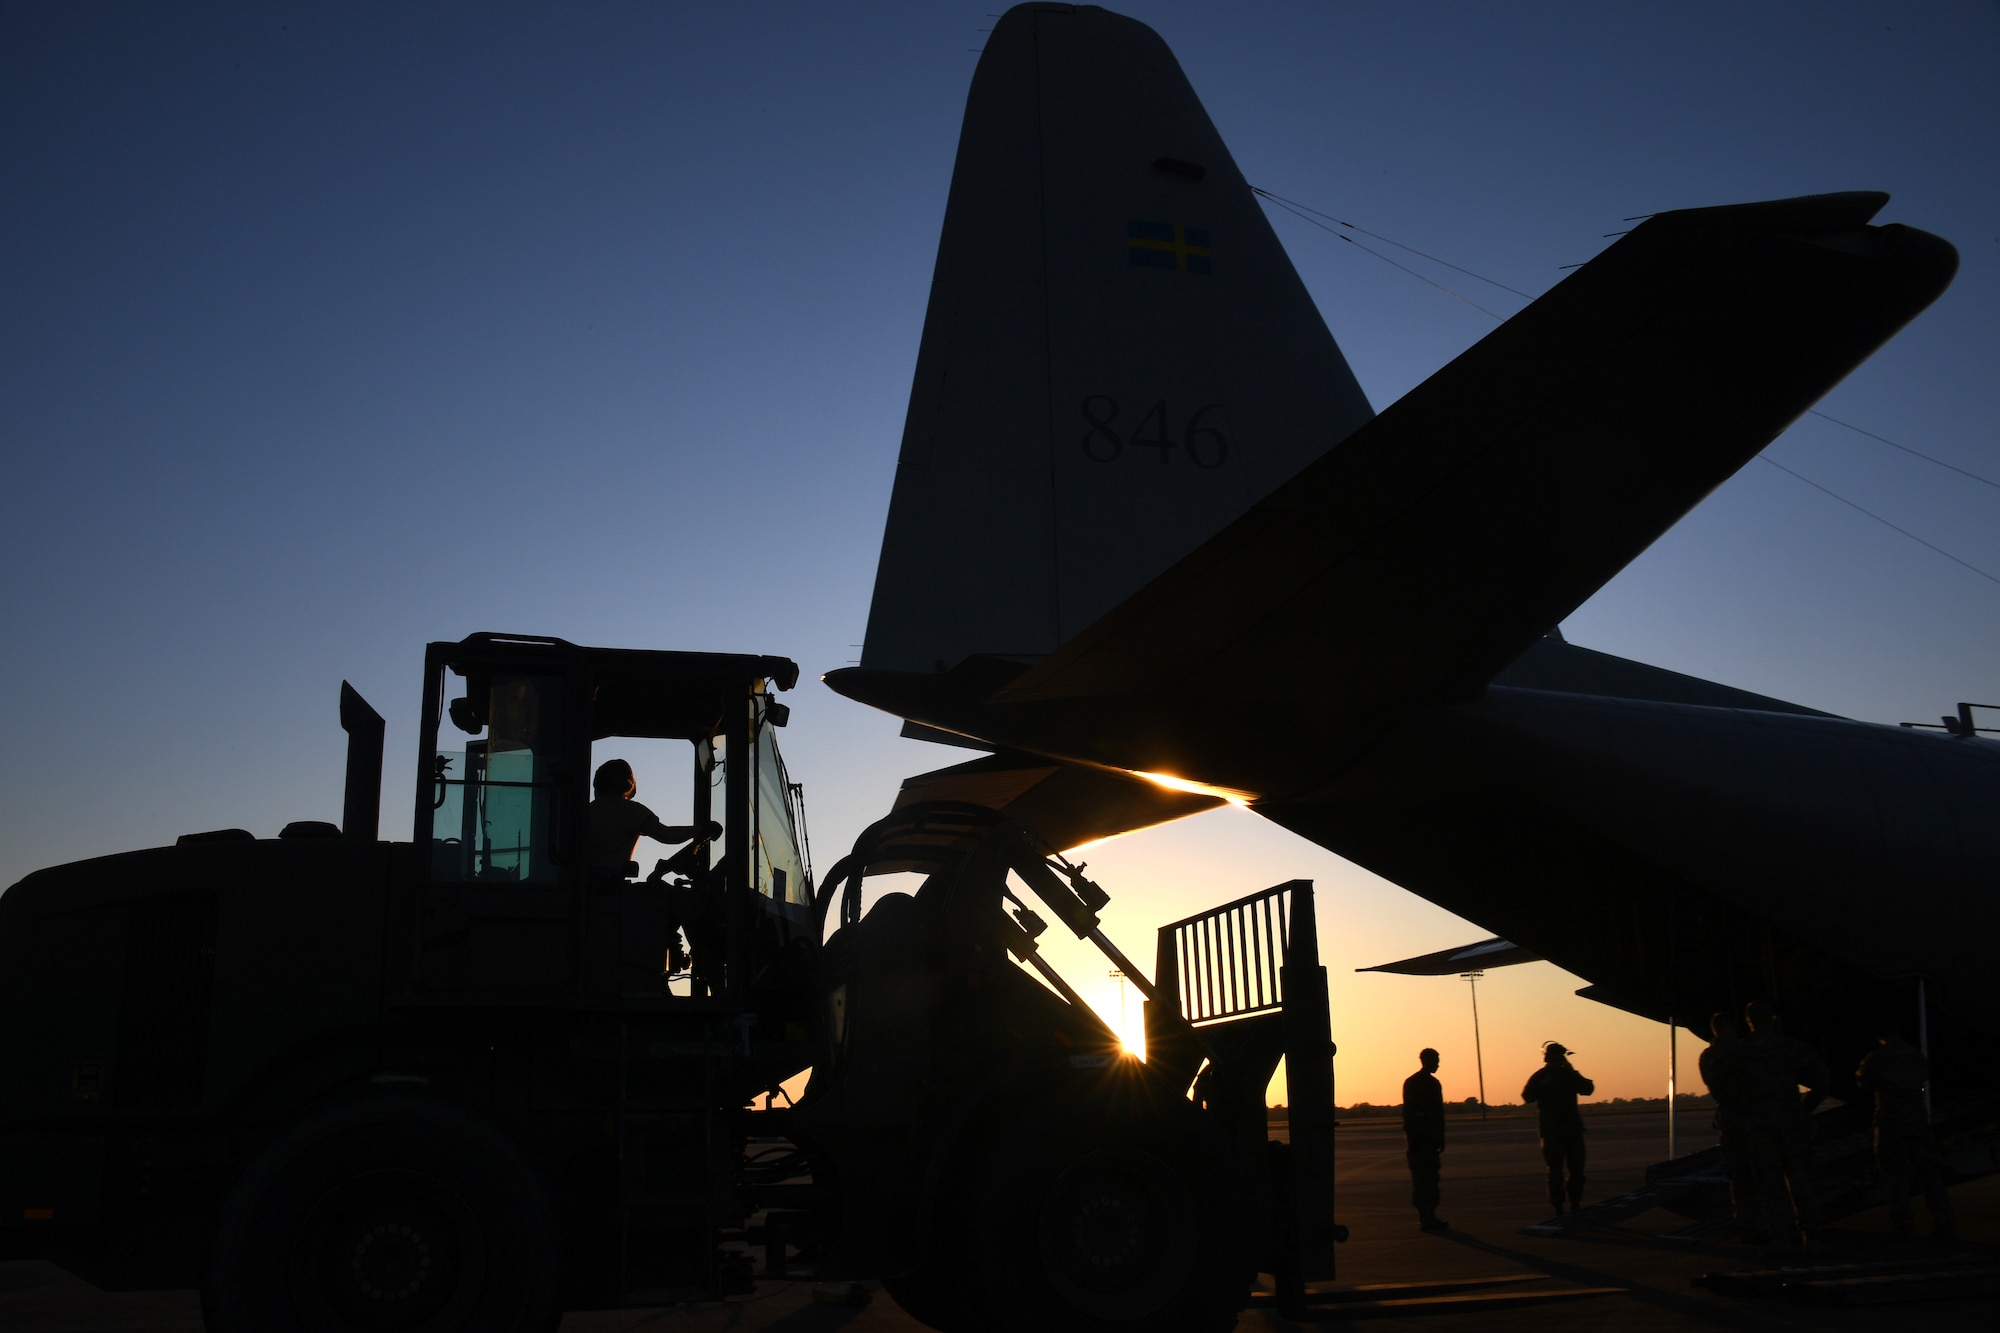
top-left (1128, 221), bottom-right (1212, 273)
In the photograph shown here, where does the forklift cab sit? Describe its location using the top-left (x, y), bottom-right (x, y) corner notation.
top-left (407, 633), bottom-right (809, 1007)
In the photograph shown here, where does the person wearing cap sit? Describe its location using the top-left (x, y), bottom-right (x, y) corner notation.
top-left (1522, 1041), bottom-right (1595, 1214)
top-left (1401, 1048), bottom-right (1449, 1232)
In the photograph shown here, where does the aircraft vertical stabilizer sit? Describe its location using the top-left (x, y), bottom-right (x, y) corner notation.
top-left (861, 3), bottom-right (1373, 676)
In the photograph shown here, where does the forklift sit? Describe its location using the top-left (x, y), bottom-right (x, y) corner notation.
top-left (0, 632), bottom-right (1339, 1331)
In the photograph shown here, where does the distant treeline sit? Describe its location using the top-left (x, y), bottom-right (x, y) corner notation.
top-left (1269, 1092), bottom-right (1715, 1121)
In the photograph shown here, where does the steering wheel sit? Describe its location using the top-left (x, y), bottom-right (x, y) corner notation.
top-left (654, 833), bottom-right (713, 880)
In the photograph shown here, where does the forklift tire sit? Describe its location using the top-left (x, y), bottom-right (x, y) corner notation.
top-left (969, 1101), bottom-right (1249, 1333)
top-left (200, 1093), bottom-right (562, 1333)
top-left (879, 1120), bottom-right (991, 1333)
top-left (882, 1269), bottom-right (973, 1333)
top-left (883, 1178), bottom-right (990, 1333)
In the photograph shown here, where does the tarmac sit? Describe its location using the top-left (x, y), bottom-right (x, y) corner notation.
top-left (4, 1105), bottom-right (1993, 1331)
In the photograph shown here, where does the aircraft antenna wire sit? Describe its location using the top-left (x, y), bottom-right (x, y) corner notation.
top-left (1258, 181), bottom-right (1998, 592)
top-left (1256, 192), bottom-right (1510, 319)
top-left (1251, 186), bottom-right (1536, 299)
top-left (1806, 410), bottom-right (2000, 492)
top-left (1757, 454), bottom-right (2000, 589)
top-left (1260, 182), bottom-right (1997, 591)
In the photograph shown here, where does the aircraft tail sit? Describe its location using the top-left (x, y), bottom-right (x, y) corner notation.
top-left (859, 3), bottom-right (1373, 675)
top-left (836, 4), bottom-right (1954, 804)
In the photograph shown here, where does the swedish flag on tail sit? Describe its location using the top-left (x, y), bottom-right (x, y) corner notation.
top-left (1128, 221), bottom-right (1211, 273)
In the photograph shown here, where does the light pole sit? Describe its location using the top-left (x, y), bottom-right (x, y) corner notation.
top-left (1109, 969), bottom-right (1128, 1039)
top-left (1461, 970), bottom-right (1487, 1119)
top-left (1667, 1016), bottom-right (1677, 1161)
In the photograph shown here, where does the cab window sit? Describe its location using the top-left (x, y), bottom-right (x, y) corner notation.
top-left (750, 711), bottom-right (811, 907)
top-left (430, 672), bottom-right (566, 884)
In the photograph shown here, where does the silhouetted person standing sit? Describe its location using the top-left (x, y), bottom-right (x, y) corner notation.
top-left (1856, 1020), bottom-right (1954, 1242)
top-left (1699, 1012), bottom-right (1753, 1235)
top-left (1401, 1048), bottom-right (1448, 1232)
top-left (1522, 1041), bottom-right (1594, 1213)
top-left (1736, 999), bottom-right (1828, 1252)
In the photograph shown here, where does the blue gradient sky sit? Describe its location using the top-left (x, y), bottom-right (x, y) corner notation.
top-left (4, 1), bottom-right (1995, 1105)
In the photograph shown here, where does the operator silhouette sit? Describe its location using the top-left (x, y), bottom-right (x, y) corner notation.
top-left (587, 758), bottom-right (718, 876)
top-left (589, 758), bottom-right (720, 992)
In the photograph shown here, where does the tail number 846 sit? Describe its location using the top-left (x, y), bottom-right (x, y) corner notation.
top-left (1080, 396), bottom-right (1228, 468)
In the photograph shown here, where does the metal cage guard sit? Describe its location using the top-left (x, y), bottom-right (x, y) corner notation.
top-left (1165, 883), bottom-right (1294, 1025)
top-left (1149, 880), bottom-right (1340, 1308)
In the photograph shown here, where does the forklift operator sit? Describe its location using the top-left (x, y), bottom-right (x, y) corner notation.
top-left (587, 758), bottom-right (719, 878)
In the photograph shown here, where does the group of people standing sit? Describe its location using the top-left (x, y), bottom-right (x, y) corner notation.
top-left (1398, 998), bottom-right (1955, 1249)
top-left (1703, 1000), bottom-right (1953, 1249)
top-left (1399, 1040), bottom-right (1595, 1232)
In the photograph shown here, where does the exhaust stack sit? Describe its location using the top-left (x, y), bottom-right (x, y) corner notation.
top-left (339, 681), bottom-right (385, 842)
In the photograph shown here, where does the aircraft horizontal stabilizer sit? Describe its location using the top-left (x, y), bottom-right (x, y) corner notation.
top-left (833, 191), bottom-right (1956, 795)
top-left (996, 193), bottom-right (1957, 710)
top-left (1357, 936), bottom-right (1542, 976)
top-left (866, 749), bottom-right (1222, 874)
top-left (1573, 984), bottom-right (1680, 1028)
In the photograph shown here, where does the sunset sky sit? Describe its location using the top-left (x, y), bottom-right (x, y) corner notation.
top-left (4, 1), bottom-right (1996, 1114)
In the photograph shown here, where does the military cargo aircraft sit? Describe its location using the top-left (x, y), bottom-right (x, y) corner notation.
top-left (824, 3), bottom-right (2000, 1097)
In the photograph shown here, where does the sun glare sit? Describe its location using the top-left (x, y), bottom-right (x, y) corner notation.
top-left (1132, 770), bottom-right (1255, 808)
top-left (1102, 975), bottom-right (1148, 1060)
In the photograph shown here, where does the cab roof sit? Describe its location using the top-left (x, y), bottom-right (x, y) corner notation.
top-left (429, 633), bottom-right (799, 742)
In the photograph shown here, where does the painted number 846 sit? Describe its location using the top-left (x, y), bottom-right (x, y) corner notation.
top-left (1081, 396), bottom-right (1228, 468)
